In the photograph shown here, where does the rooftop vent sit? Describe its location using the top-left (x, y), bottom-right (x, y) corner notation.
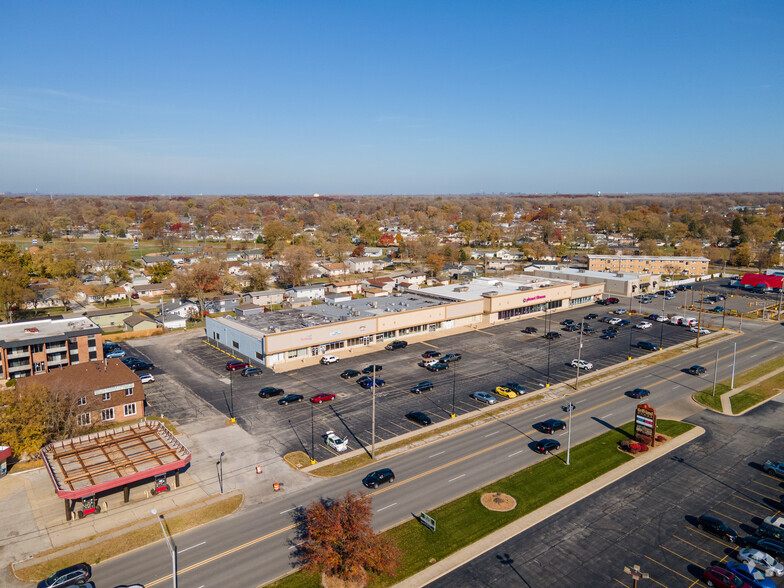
top-left (482, 290), bottom-right (499, 297)
top-left (24, 327), bottom-right (39, 333)
top-left (453, 286), bottom-right (469, 293)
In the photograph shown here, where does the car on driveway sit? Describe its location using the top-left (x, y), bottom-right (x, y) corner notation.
top-left (310, 393), bottom-right (335, 404)
top-left (494, 386), bottom-right (518, 398)
top-left (533, 439), bottom-right (561, 454)
top-left (37, 563), bottom-right (92, 588)
top-left (737, 548), bottom-right (784, 577)
top-left (702, 564), bottom-right (760, 588)
top-left (105, 349), bottom-right (126, 359)
top-left (359, 377), bottom-right (385, 388)
top-left (763, 460), bottom-right (784, 478)
top-left (259, 387), bottom-right (284, 398)
top-left (584, 313), bottom-right (598, 320)
top-left (637, 341), bottom-right (658, 351)
top-left (325, 431), bottom-right (348, 452)
top-left (426, 362), bottom-right (449, 372)
top-left (535, 418), bottom-right (566, 433)
top-left (340, 369), bottom-right (361, 379)
top-left (226, 360), bottom-right (248, 371)
top-left (471, 391), bottom-right (496, 405)
top-left (406, 411), bottom-right (432, 426)
top-left (628, 388), bottom-right (650, 399)
top-left (441, 353), bottom-right (462, 362)
top-left (688, 365), bottom-right (707, 375)
top-left (570, 359), bottom-right (593, 370)
top-left (241, 366), bottom-right (262, 376)
top-left (278, 394), bottom-right (304, 405)
top-left (697, 514), bottom-right (739, 542)
top-left (385, 341), bottom-right (408, 350)
top-left (422, 350), bottom-right (441, 358)
top-left (521, 326), bottom-right (538, 334)
top-left (321, 355), bottom-right (339, 364)
top-left (635, 321), bottom-right (652, 329)
top-left (362, 364), bottom-right (383, 374)
top-left (411, 381), bottom-right (433, 394)
top-left (139, 373), bottom-right (155, 384)
top-left (725, 561), bottom-right (776, 588)
top-left (362, 468), bottom-right (395, 489)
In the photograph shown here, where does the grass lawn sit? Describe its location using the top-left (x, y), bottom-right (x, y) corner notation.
top-left (694, 384), bottom-right (731, 411)
top-left (730, 369), bottom-right (784, 414)
top-left (270, 420), bottom-right (693, 588)
top-left (694, 355), bottom-right (784, 411)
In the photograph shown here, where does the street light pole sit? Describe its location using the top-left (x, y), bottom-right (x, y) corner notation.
top-left (575, 325), bottom-right (585, 389)
top-left (712, 348), bottom-right (720, 397)
top-left (151, 508), bottom-right (177, 588)
top-left (731, 342), bottom-right (737, 389)
top-left (229, 371), bottom-right (235, 423)
top-left (695, 286), bottom-right (705, 348)
top-left (371, 365), bottom-right (376, 459)
top-left (217, 451), bottom-right (224, 494)
top-left (546, 308), bottom-right (551, 387)
top-left (566, 402), bottom-right (573, 466)
top-left (451, 363), bottom-right (456, 418)
top-left (310, 403), bottom-right (315, 465)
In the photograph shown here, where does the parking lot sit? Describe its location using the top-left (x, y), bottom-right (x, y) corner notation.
top-left (428, 399), bottom-right (784, 588)
top-left (124, 300), bottom-right (708, 463)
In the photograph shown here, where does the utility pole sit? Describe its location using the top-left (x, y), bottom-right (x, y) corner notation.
top-left (451, 363), bottom-right (456, 418)
top-left (731, 342), bottom-right (737, 388)
top-left (310, 403), bottom-right (315, 465)
top-left (575, 325), bottom-right (585, 389)
top-left (778, 287), bottom-right (783, 321)
top-left (565, 401), bottom-right (573, 466)
top-left (695, 286), bottom-right (705, 348)
top-left (546, 308), bottom-right (552, 387)
top-left (371, 365), bottom-right (377, 459)
top-left (712, 348), bottom-right (720, 397)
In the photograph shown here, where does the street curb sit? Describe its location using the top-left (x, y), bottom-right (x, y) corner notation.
top-left (393, 424), bottom-right (705, 588)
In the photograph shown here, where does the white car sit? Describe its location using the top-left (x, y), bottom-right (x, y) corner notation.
top-left (321, 355), bottom-right (339, 364)
top-left (635, 321), bottom-right (652, 330)
top-left (139, 373), bottom-right (155, 384)
top-left (607, 317), bottom-right (622, 325)
top-left (689, 326), bottom-right (711, 334)
top-left (422, 358), bottom-right (441, 367)
top-left (325, 431), bottom-right (348, 452)
top-left (570, 359), bottom-right (593, 370)
top-left (738, 548), bottom-right (784, 577)
top-left (764, 515), bottom-right (784, 528)
top-left (654, 315), bottom-right (669, 322)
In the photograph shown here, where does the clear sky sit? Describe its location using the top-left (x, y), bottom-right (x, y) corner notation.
top-left (1, 1), bottom-right (782, 195)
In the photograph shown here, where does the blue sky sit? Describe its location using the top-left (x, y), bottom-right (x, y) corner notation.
top-left (1, 1), bottom-right (782, 195)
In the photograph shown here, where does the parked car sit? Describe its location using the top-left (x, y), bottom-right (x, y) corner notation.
top-left (362, 468), bottom-right (395, 489)
top-left (637, 341), bottom-right (658, 351)
top-left (563, 324), bottom-right (579, 332)
top-left (647, 314), bottom-right (661, 321)
top-left (406, 411), bottom-right (432, 426)
top-left (690, 326), bottom-right (711, 334)
top-left (535, 418), bottom-right (566, 433)
top-left (635, 321), bottom-right (653, 329)
top-left (471, 391), bottom-right (497, 405)
top-left (607, 317), bottom-right (622, 325)
top-left (701, 564), bottom-right (758, 588)
top-left (570, 359), bottom-right (593, 370)
top-left (758, 522), bottom-right (784, 543)
top-left (763, 516), bottom-right (784, 529)
top-left (426, 362), bottom-right (449, 372)
top-left (654, 314), bottom-right (669, 322)
top-left (441, 353), bottom-right (462, 362)
top-left (628, 388), bottom-right (650, 399)
top-left (582, 326), bottom-right (595, 334)
top-left (130, 361), bottom-right (154, 372)
top-left (640, 297), bottom-right (653, 304)
top-left (241, 366), bottom-right (262, 376)
top-left (617, 319), bottom-right (631, 326)
top-left (258, 387), bottom-right (284, 398)
top-left (226, 360), bottom-right (248, 371)
top-left (138, 373), bottom-right (155, 384)
top-left (494, 386), bottom-right (518, 398)
top-left (688, 365), bottom-right (707, 375)
top-left (359, 378), bottom-right (385, 388)
top-left (422, 358), bottom-right (441, 367)
top-left (121, 357), bottom-right (140, 365)
top-left (697, 514), bottom-right (739, 542)
top-left (422, 350), bottom-right (441, 358)
top-left (533, 439), bottom-right (561, 454)
top-left (613, 308), bottom-right (628, 315)
top-left (606, 297), bottom-right (620, 304)
top-left (560, 319), bottom-right (574, 325)
top-left (584, 313), bottom-right (598, 320)
top-left (340, 369), bottom-right (361, 379)
top-left (105, 349), bottom-right (126, 359)
top-left (411, 381), bottom-right (433, 394)
top-left (102, 342), bottom-right (120, 351)
top-left (741, 537), bottom-right (784, 560)
top-left (310, 393), bottom-right (335, 404)
top-left (544, 332), bottom-right (561, 340)
top-left (600, 332), bottom-right (617, 340)
top-left (37, 563), bottom-right (91, 588)
top-left (278, 394), bottom-right (304, 405)
top-left (321, 355), bottom-right (339, 364)
top-left (503, 382), bottom-right (526, 394)
top-left (725, 561), bottom-right (776, 588)
top-left (664, 294), bottom-right (676, 300)
top-left (714, 306), bottom-right (725, 313)
top-left (362, 364), bottom-right (383, 374)
top-left (763, 460), bottom-right (784, 478)
top-left (737, 548), bottom-right (784, 577)
top-left (385, 341), bottom-right (408, 350)
top-left (325, 431), bottom-right (348, 452)
top-left (521, 326), bottom-right (538, 334)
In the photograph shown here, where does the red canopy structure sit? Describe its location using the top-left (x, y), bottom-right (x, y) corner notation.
top-left (740, 273), bottom-right (783, 289)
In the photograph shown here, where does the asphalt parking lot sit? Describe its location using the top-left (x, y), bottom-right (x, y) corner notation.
top-left (124, 301), bottom-right (707, 462)
top-left (427, 400), bottom-right (784, 588)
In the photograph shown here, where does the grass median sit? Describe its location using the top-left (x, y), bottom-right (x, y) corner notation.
top-left (268, 419), bottom-right (694, 588)
top-left (694, 355), bottom-right (784, 412)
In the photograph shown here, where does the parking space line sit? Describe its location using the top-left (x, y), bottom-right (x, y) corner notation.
top-left (613, 579), bottom-right (632, 588)
top-left (720, 500), bottom-right (766, 518)
top-left (658, 545), bottom-right (701, 568)
top-left (732, 493), bottom-right (771, 510)
top-left (671, 534), bottom-right (722, 559)
top-left (645, 576), bottom-right (669, 588)
top-left (377, 425), bottom-right (399, 437)
top-left (685, 526), bottom-right (736, 549)
top-left (644, 554), bottom-right (693, 582)
top-left (756, 473), bottom-right (784, 486)
top-left (708, 508), bottom-right (742, 524)
top-left (742, 485), bottom-right (776, 499)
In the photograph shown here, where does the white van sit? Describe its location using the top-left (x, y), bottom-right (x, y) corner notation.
top-left (684, 317), bottom-right (698, 327)
top-left (670, 315), bottom-right (684, 325)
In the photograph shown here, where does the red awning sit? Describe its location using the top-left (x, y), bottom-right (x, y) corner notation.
top-left (740, 273), bottom-right (783, 288)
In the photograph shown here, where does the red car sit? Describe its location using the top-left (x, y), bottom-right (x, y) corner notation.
top-left (226, 360), bottom-right (248, 371)
top-left (310, 393), bottom-right (336, 404)
top-left (701, 565), bottom-right (753, 588)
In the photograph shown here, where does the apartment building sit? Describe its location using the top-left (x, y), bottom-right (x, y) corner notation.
top-left (0, 317), bottom-right (103, 381)
top-left (587, 255), bottom-right (709, 277)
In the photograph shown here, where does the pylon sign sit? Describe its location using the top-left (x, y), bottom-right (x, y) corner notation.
top-left (634, 403), bottom-right (657, 446)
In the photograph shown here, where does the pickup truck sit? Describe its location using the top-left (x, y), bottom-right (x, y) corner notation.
top-left (763, 460), bottom-right (784, 478)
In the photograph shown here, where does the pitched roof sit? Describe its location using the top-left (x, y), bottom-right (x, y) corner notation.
top-left (16, 359), bottom-right (139, 395)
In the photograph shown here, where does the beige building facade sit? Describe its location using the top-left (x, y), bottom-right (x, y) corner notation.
top-left (587, 255), bottom-right (709, 277)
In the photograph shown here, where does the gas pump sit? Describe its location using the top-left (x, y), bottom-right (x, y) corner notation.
top-left (77, 494), bottom-right (101, 518)
top-left (152, 474), bottom-right (171, 494)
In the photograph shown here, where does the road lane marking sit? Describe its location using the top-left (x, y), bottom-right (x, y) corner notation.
top-left (601, 413), bottom-right (613, 418)
top-left (178, 541), bottom-right (206, 554)
top-left (288, 541), bottom-right (304, 551)
top-left (448, 474), bottom-right (465, 482)
top-left (429, 451), bottom-right (445, 458)
top-left (279, 505), bottom-right (303, 515)
top-left (508, 450), bottom-right (523, 457)
top-left (377, 502), bottom-right (397, 512)
top-left (484, 431), bottom-right (499, 437)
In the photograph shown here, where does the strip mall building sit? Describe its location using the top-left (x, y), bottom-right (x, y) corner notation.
top-left (206, 275), bottom-right (604, 370)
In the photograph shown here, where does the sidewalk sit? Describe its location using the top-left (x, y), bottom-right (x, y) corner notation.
top-left (719, 365), bottom-right (784, 414)
top-left (395, 425), bottom-right (705, 588)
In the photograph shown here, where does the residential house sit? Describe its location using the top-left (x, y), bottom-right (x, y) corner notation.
top-left (347, 257), bottom-right (375, 273)
top-left (363, 286), bottom-right (389, 298)
top-left (83, 307), bottom-right (135, 331)
top-left (124, 314), bottom-right (158, 332)
top-left (154, 312), bottom-right (186, 330)
top-left (326, 280), bottom-right (363, 296)
top-left (364, 277), bottom-right (395, 292)
top-left (285, 284), bottom-right (326, 301)
top-left (363, 247), bottom-right (384, 258)
top-left (132, 283), bottom-right (171, 298)
top-left (241, 289), bottom-right (285, 307)
top-left (234, 303), bottom-right (264, 317)
top-left (318, 262), bottom-right (348, 277)
top-left (141, 255), bottom-right (170, 267)
top-left (83, 285), bottom-right (128, 305)
top-left (160, 299), bottom-right (200, 318)
top-left (282, 297), bottom-right (312, 309)
top-left (203, 295), bottom-right (240, 314)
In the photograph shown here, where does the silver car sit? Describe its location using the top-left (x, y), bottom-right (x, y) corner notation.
top-left (471, 391), bottom-right (497, 405)
top-left (738, 547), bottom-right (784, 577)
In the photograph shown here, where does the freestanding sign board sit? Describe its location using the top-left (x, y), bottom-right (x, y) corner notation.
top-left (419, 512), bottom-right (436, 532)
top-left (634, 403), bottom-right (657, 447)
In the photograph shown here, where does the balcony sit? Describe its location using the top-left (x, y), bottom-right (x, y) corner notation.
top-left (6, 348), bottom-right (30, 359)
top-left (46, 343), bottom-right (67, 353)
top-left (47, 354), bottom-right (68, 365)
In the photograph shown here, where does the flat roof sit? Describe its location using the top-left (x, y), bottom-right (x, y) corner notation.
top-left (587, 254), bottom-right (709, 262)
top-left (0, 317), bottom-right (101, 348)
top-left (40, 420), bottom-right (191, 500)
top-left (535, 267), bottom-right (645, 282)
top-left (423, 276), bottom-right (577, 302)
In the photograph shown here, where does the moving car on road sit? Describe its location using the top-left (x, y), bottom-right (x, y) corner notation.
top-left (533, 439), bottom-right (561, 454)
top-left (258, 387), bottom-right (284, 398)
top-left (406, 411), bottom-right (432, 426)
top-left (697, 514), bottom-right (739, 542)
top-left (325, 431), bottom-right (348, 452)
top-left (278, 394), bottom-right (304, 405)
top-left (310, 393), bottom-right (335, 404)
top-left (628, 388), bottom-right (650, 399)
top-left (688, 365), bottom-right (707, 375)
top-left (471, 391), bottom-right (497, 405)
top-left (362, 468), bottom-right (395, 489)
top-left (321, 355), bottom-right (339, 364)
top-left (535, 419), bottom-right (566, 433)
top-left (410, 381), bottom-right (433, 394)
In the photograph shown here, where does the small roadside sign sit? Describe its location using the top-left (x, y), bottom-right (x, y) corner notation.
top-left (419, 512), bottom-right (436, 532)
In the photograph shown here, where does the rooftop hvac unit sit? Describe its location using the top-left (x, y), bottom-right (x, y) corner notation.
top-left (370, 301), bottom-right (378, 308)
top-left (494, 281), bottom-right (503, 287)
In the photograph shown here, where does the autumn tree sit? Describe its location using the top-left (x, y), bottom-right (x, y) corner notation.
top-left (172, 261), bottom-right (223, 315)
top-left (295, 491), bottom-right (400, 585)
top-left (0, 243), bottom-right (31, 321)
top-left (425, 253), bottom-right (445, 276)
top-left (280, 245), bottom-right (315, 286)
top-left (245, 264), bottom-right (272, 292)
top-left (149, 261), bottom-right (174, 284)
top-left (54, 278), bottom-right (83, 310)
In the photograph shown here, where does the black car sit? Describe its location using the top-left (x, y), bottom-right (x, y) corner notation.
top-left (362, 468), bottom-right (395, 489)
top-left (521, 326), bottom-right (538, 334)
top-left (600, 332), bottom-right (617, 339)
top-left (278, 394), bottom-right (304, 405)
top-left (595, 299), bottom-right (610, 305)
top-left (441, 353), bottom-right (462, 362)
top-left (359, 378), bottom-right (385, 388)
top-left (544, 332), bottom-right (561, 340)
top-left (422, 350), bottom-right (441, 358)
top-left (584, 313), bottom-right (598, 320)
top-left (102, 342), bottom-right (120, 351)
top-left (411, 381), bottom-right (434, 394)
top-left (504, 382), bottom-right (526, 394)
top-left (740, 536), bottom-right (784, 558)
top-left (385, 341), bottom-right (408, 350)
top-left (362, 364), bottom-right (383, 374)
top-left (617, 319), bottom-right (631, 326)
top-left (536, 418), bottom-right (566, 434)
top-left (121, 356), bottom-right (140, 365)
top-left (637, 341), bottom-right (657, 351)
top-left (687, 365), bottom-right (707, 375)
top-left (560, 319), bottom-right (574, 326)
top-left (130, 361), bottom-right (154, 371)
top-left (696, 514), bottom-right (738, 542)
top-left (426, 362), bottom-right (449, 372)
top-left (406, 411), bottom-right (432, 426)
top-left (37, 562), bottom-right (91, 588)
top-left (241, 366), bottom-right (262, 377)
top-left (563, 324), bottom-right (578, 332)
top-left (341, 369), bottom-right (361, 379)
top-left (533, 439), bottom-right (561, 454)
top-left (628, 388), bottom-right (650, 399)
top-left (259, 387), bottom-right (284, 398)
top-left (582, 327), bottom-right (595, 334)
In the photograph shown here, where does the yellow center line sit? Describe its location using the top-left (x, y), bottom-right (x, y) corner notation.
top-left (645, 554), bottom-right (694, 582)
top-left (671, 534), bottom-right (723, 559)
top-left (658, 545), bottom-right (701, 568)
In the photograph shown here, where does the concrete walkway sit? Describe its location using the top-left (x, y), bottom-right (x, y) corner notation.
top-left (395, 425), bottom-right (705, 588)
top-left (719, 364), bottom-right (784, 414)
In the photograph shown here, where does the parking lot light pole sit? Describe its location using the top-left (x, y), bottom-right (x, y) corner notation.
top-left (546, 308), bottom-right (551, 387)
top-left (451, 364), bottom-right (456, 418)
top-left (566, 402), bottom-right (573, 466)
top-left (712, 348), bottom-right (720, 397)
top-left (371, 366), bottom-right (377, 459)
top-left (310, 403), bottom-right (315, 465)
top-left (731, 342), bottom-right (737, 388)
top-left (695, 287), bottom-right (705, 348)
top-left (151, 508), bottom-right (177, 588)
top-left (575, 326), bottom-right (584, 390)
top-left (229, 371), bottom-right (235, 423)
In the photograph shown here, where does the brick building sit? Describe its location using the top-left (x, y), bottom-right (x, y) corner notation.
top-left (587, 255), bottom-right (709, 277)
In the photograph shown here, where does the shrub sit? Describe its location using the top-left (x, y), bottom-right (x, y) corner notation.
top-left (655, 435), bottom-right (665, 442)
